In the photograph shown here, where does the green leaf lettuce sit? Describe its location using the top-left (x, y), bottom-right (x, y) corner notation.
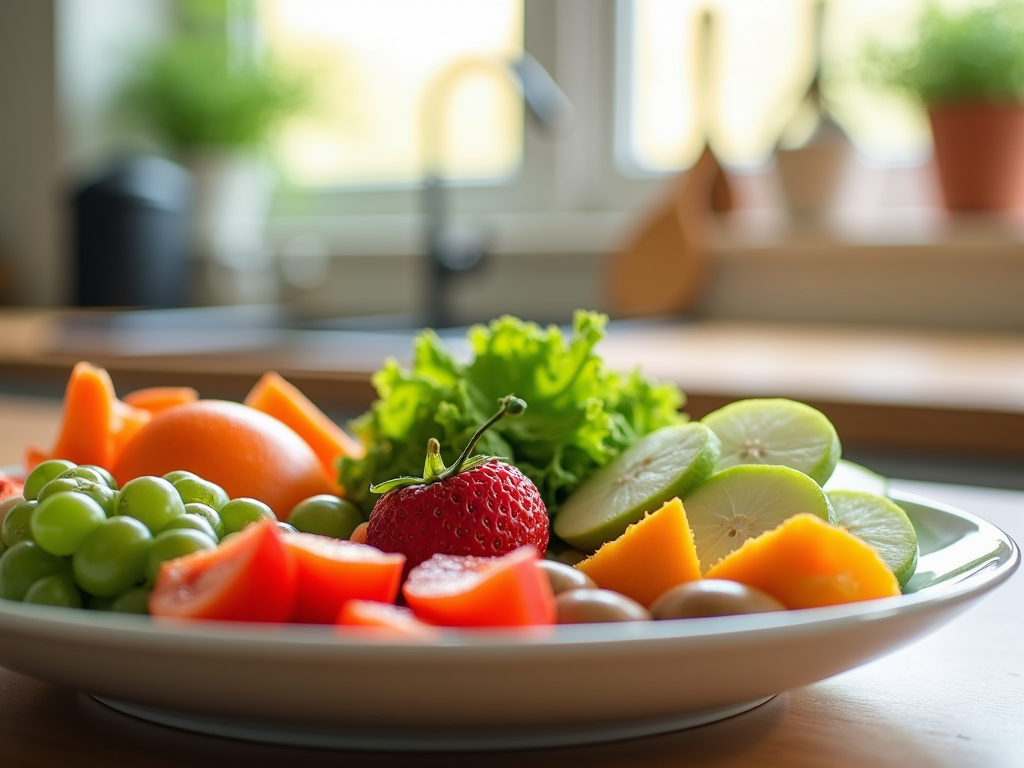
top-left (338, 311), bottom-right (686, 518)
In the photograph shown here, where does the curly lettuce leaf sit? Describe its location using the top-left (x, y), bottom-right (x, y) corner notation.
top-left (338, 310), bottom-right (686, 517)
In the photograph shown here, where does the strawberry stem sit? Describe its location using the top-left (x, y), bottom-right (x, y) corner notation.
top-left (422, 438), bottom-right (447, 480)
top-left (443, 395), bottom-right (526, 479)
top-left (370, 395), bottom-right (526, 495)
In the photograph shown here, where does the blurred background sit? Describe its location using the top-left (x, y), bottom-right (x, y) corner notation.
top-left (2, 0), bottom-right (1022, 332)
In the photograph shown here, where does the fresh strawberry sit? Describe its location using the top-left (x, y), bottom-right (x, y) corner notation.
top-left (365, 396), bottom-right (549, 574)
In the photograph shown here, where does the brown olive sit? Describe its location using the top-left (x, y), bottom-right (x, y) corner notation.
top-left (537, 559), bottom-right (596, 595)
top-left (650, 579), bottom-right (786, 620)
top-left (556, 588), bottom-right (652, 624)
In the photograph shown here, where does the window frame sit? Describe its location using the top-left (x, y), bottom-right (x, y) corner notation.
top-left (266, 0), bottom-right (677, 257)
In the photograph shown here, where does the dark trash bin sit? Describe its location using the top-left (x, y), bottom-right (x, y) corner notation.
top-left (73, 156), bottom-right (192, 308)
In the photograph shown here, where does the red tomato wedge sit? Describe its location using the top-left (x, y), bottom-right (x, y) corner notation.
top-left (336, 600), bottom-right (439, 640)
top-left (150, 520), bottom-right (297, 623)
top-left (0, 472), bottom-right (23, 501)
top-left (282, 533), bottom-right (405, 624)
top-left (402, 546), bottom-right (556, 628)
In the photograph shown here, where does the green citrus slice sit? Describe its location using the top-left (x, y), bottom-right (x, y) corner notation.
top-left (823, 459), bottom-right (888, 496)
top-left (684, 464), bottom-right (836, 573)
top-left (701, 398), bottom-right (842, 485)
top-left (826, 489), bottom-right (918, 588)
top-left (553, 423), bottom-right (721, 553)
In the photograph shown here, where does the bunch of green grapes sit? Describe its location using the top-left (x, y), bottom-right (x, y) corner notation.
top-left (0, 460), bottom-right (283, 614)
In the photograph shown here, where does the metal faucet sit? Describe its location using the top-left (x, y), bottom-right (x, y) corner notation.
top-left (420, 53), bottom-right (573, 329)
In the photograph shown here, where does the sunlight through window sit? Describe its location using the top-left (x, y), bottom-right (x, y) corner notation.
top-left (264, 0), bottom-right (523, 188)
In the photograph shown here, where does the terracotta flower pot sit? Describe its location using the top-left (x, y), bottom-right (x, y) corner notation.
top-left (929, 102), bottom-right (1024, 211)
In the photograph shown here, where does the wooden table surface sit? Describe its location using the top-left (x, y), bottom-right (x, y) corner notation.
top-left (0, 396), bottom-right (1021, 767)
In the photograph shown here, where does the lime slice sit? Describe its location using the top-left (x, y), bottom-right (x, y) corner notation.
top-left (684, 464), bottom-right (836, 573)
top-left (823, 459), bottom-right (888, 496)
top-left (553, 423), bottom-right (721, 552)
top-left (827, 490), bottom-right (918, 588)
top-left (701, 398), bottom-right (842, 485)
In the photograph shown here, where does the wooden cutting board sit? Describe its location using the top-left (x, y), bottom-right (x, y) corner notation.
top-left (606, 146), bottom-right (731, 318)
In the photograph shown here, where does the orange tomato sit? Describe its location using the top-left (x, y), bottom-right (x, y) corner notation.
top-left (111, 400), bottom-right (334, 518)
top-left (402, 546), bottom-right (556, 628)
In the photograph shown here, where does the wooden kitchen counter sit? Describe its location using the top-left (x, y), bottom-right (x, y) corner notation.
top-left (1, 309), bottom-right (1022, 460)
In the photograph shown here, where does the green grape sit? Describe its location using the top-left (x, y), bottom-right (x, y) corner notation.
top-left (219, 498), bottom-right (276, 535)
top-left (287, 494), bottom-right (363, 539)
top-left (55, 466), bottom-right (110, 488)
top-left (182, 502), bottom-right (224, 538)
top-left (37, 477), bottom-right (117, 516)
top-left (2, 500), bottom-right (38, 547)
top-left (161, 512), bottom-right (219, 543)
top-left (23, 573), bottom-right (83, 608)
top-left (72, 516), bottom-right (153, 597)
top-left (145, 529), bottom-right (216, 584)
top-left (79, 465), bottom-right (118, 490)
top-left (109, 586), bottom-right (151, 614)
top-left (31, 491), bottom-right (107, 556)
top-left (172, 476), bottom-right (229, 511)
top-left (277, 521), bottom-right (298, 535)
top-left (116, 476), bottom-right (186, 534)
top-left (0, 541), bottom-right (70, 601)
top-left (23, 459), bottom-right (76, 500)
top-left (162, 470), bottom-right (198, 485)
top-left (0, 497), bottom-right (22, 556)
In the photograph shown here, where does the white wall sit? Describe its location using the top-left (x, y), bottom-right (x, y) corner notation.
top-left (0, 1), bottom-right (62, 305)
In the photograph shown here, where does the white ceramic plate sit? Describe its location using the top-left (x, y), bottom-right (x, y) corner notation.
top-left (0, 489), bottom-right (1016, 751)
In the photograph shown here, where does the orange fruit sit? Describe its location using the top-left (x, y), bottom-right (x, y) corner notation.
top-left (112, 400), bottom-right (334, 518)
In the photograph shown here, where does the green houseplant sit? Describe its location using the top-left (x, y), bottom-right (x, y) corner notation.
top-left (121, 0), bottom-right (311, 304)
top-left (863, 0), bottom-right (1024, 211)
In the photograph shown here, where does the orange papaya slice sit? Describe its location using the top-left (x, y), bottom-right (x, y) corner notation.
top-left (123, 386), bottom-right (199, 415)
top-left (575, 497), bottom-right (702, 608)
top-left (705, 513), bottom-right (902, 609)
top-left (244, 371), bottom-right (363, 486)
top-left (41, 362), bottom-right (152, 470)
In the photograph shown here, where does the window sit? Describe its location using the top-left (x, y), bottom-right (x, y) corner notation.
top-left (620, 0), bottom-right (935, 175)
top-left (263, 0), bottom-right (953, 238)
top-left (265, 0), bottom-right (525, 188)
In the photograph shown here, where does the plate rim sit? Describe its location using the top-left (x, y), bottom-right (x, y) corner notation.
top-left (0, 488), bottom-right (1016, 658)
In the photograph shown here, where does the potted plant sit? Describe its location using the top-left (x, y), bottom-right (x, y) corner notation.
top-left (121, 0), bottom-right (311, 304)
top-left (862, 0), bottom-right (1024, 211)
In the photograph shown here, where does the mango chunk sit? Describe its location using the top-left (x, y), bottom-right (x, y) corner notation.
top-left (705, 513), bottom-right (901, 609)
top-left (575, 497), bottom-right (702, 607)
